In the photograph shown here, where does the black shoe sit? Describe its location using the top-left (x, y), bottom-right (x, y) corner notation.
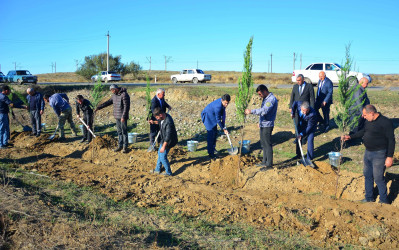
top-left (80, 138), bottom-right (87, 143)
top-left (324, 126), bottom-right (330, 133)
top-left (122, 148), bottom-right (129, 153)
top-left (162, 172), bottom-right (173, 177)
top-left (260, 166), bottom-right (272, 171)
top-left (360, 198), bottom-right (375, 203)
top-left (379, 200), bottom-right (390, 204)
top-left (114, 147), bottom-right (122, 152)
top-left (30, 133), bottom-right (36, 136)
top-left (58, 137), bottom-right (66, 141)
top-left (36, 133), bottom-right (40, 137)
top-left (255, 163), bottom-right (267, 167)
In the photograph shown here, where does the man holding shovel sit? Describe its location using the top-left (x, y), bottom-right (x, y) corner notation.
top-left (245, 85), bottom-right (278, 170)
top-left (291, 101), bottom-right (317, 168)
top-left (201, 94), bottom-right (230, 160)
top-left (95, 84), bottom-right (130, 153)
top-left (26, 88), bottom-right (45, 137)
top-left (75, 95), bottom-right (94, 144)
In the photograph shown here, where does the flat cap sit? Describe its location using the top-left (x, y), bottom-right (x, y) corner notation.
top-left (109, 84), bottom-right (118, 90)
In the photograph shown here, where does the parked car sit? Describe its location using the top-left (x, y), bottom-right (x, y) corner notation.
top-left (6, 70), bottom-right (37, 84)
top-left (171, 69), bottom-right (211, 84)
top-left (0, 72), bottom-right (6, 83)
top-left (91, 71), bottom-right (122, 83)
top-left (292, 62), bottom-right (367, 86)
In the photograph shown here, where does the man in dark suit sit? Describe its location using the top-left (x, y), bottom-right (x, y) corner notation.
top-left (289, 74), bottom-right (315, 132)
top-left (315, 71), bottom-right (333, 132)
top-left (148, 88), bottom-right (172, 152)
top-left (292, 101), bottom-right (317, 167)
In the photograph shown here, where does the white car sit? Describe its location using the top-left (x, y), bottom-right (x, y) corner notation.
top-left (292, 62), bottom-right (367, 86)
top-left (91, 71), bottom-right (122, 83)
top-left (171, 69), bottom-right (211, 84)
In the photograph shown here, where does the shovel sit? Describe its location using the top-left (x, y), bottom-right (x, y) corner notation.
top-left (226, 131), bottom-right (238, 155)
top-left (293, 118), bottom-right (313, 167)
top-left (12, 111), bottom-right (32, 132)
top-left (147, 110), bottom-right (170, 152)
top-left (78, 117), bottom-right (96, 138)
top-left (48, 126), bottom-right (59, 140)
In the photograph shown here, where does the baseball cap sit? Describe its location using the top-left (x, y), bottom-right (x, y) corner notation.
top-left (110, 84), bottom-right (118, 90)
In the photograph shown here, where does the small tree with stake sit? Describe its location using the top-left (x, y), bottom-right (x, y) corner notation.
top-left (90, 73), bottom-right (107, 133)
top-left (333, 43), bottom-right (366, 197)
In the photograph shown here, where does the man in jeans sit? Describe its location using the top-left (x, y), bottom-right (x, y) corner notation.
top-left (245, 85), bottom-right (278, 170)
top-left (342, 105), bottom-right (395, 204)
top-left (149, 107), bottom-right (178, 176)
top-left (44, 93), bottom-right (78, 141)
top-left (95, 84), bottom-right (130, 153)
top-left (26, 88), bottom-right (45, 137)
top-left (0, 85), bottom-right (16, 148)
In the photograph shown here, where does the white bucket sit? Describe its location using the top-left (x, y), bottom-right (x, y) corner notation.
top-left (328, 152), bottom-right (342, 167)
top-left (187, 140), bottom-right (199, 152)
top-left (128, 133), bottom-right (138, 144)
top-left (41, 123), bottom-right (46, 131)
top-left (239, 140), bottom-right (251, 154)
top-left (79, 124), bottom-right (84, 134)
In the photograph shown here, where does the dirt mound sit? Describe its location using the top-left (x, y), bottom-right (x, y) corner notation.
top-left (10, 131), bottom-right (57, 151)
top-left (89, 135), bottom-right (118, 150)
top-left (169, 146), bottom-right (187, 158)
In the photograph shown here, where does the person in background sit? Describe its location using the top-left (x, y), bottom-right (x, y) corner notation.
top-left (349, 75), bottom-right (372, 134)
top-left (314, 71), bottom-right (333, 132)
top-left (76, 95), bottom-right (94, 144)
top-left (26, 87), bottom-right (45, 137)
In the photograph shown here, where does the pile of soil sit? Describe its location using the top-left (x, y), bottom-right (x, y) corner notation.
top-left (89, 135), bottom-right (118, 150)
top-left (10, 131), bottom-right (57, 151)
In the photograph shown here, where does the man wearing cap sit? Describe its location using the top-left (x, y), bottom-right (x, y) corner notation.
top-left (201, 94), bottom-right (230, 159)
top-left (44, 93), bottom-right (78, 141)
top-left (314, 71), bottom-right (333, 133)
top-left (349, 75), bottom-right (372, 134)
top-left (95, 84), bottom-right (130, 153)
top-left (76, 95), bottom-right (94, 144)
top-left (245, 85), bottom-right (278, 170)
top-left (147, 88), bottom-right (172, 152)
top-left (26, 88), bottom-right (45, 137)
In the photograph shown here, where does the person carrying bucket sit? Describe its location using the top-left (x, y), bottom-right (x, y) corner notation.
top-left (75, 95), bottom-right (94, 144)
top-left (201, 94), bottom-right (230, 160)
top-left (245, 85), bottom-right (278, 170)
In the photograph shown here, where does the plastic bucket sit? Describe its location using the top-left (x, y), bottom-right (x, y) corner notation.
top-left (128, 133), bottom-right (138, 144)
top-left (328, 152), bottom-right (342, 167)
top-left (79, 124), bottom-right (84, 134)
top-left (41, 123), bottom-right (46, 131)
top-left (187, 140), bottom-right (199, 152)
top-left (239, 140), bottom-right (251, 154)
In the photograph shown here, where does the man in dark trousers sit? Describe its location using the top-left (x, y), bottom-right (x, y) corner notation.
top-left (0, 85), bottom-right (16, 148)
top-left (76, 95), bottom-right (94, 144)
top-left (289, 74), bottom-right (315, 128)
top-left (201, 94), bottom-right (230, 159)
top-left (292, 101), bottom-right (317, 168)
top-left (147, 88), bottom-right (171, 152)
top-left (149, 107), bottom-right (178, 176)
top-left (95, 84), bottom-right (130, 153)
top-left (245, 85), bottom-right (278, 170)
top-left (26, 87), bottom-right (45, 137)
top-left (349, 76), bottom-right (371, 134)
top-left (314, 71), bottom-right (333, 132)
top-left (44, 93), bottom-right (78, 141)
top-left (342, 105), bottom-right (395, 204)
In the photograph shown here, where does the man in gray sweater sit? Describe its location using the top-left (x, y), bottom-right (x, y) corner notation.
top-left (95, 84), bottom-right (130, 153)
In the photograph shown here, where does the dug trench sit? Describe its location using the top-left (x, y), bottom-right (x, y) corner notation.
top-left (2, 131), bottom-right (399, 247)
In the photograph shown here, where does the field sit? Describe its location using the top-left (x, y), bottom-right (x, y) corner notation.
top-left (1, 84), bottom-right (399, 248)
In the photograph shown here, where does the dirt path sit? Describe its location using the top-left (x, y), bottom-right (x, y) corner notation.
top-left (1, 131), bottom-right (399, 248)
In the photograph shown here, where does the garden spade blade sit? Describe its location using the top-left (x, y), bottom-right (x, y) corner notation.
top-left (226, 131), bottom-right (238, 155)
top-left (14, 116), bottom-right (32, 132)
top-left (48, 126), bottom-right (58, 140)
top-left (293, 118), bottom-right (313, 168)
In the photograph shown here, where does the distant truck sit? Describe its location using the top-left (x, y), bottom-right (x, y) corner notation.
top-left (6, 70), bottom-right (38, 84)
top-left (171, 69), bottom-right (211, 84)
top-left (292, 62), bottom-right (367, 86)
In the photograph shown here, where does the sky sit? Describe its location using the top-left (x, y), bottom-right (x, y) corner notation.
top-left (1, 0), bottom-right (398, 75)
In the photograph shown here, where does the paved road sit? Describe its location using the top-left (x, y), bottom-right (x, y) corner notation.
top-left (37, 82), bottom-right (399, 91)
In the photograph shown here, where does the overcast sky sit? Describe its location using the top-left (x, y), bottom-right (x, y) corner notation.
top-left (1, 0), bottom-right (398, 74)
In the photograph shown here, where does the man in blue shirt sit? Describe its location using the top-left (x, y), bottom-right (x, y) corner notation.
top-left (245, 85), bottom-right (278, 170)
top-left (26, 88), bottom-right (45, 137)
top-left (44, 93), bottom-right (78, 140)
top-left (0, 85), bottom-right (15, 148)
top-left (201, 94), bottom-right (230, 159)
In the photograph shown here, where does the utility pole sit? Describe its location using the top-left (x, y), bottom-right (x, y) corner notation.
top-left (54, 62), bottom-right (56, 73)
top-left (270, 54), bottom-right (273, 73)
top-left (106, 31), bottom-right (110, 72)
top-left (51, 62), bottom-right (54, 73)
top-left (293, 52), bottom-right (296, 71)
top-left (146, 56), bottom-right (152, 72)
top-left (13, 62), bottom-right (16, 70)
top-left (300, 53), bottom-right (302, 69)
top-left (74, 59), bottom-right (79, 71)
top-left (164, 56), bottom-right (172, 72)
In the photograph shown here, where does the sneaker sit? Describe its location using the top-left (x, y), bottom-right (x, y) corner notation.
top-left (162, 172), bottom-right (172, 177)
top-left (114, 147), bottom-right (122, 152)
top-left (36, 133), bottom-right (40, 137)
top-left (122, 148), bottom-right (129, 154)
top-left (214, 150), bottom-right (219, 155)
top-left (80, 138), bottom-right (87, 143)
top-left (260, 167), bottom-right (271, 172)
top-left (149, 169), bottom-right (160, 174)
top-left (255, 163), bottom-right (267, 167)
top-left (360, 198), bottom-right (375, 203)
top-left (378, 200), bottom-right (390, 205)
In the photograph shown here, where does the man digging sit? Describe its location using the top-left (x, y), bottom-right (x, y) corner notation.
top-left (75, 95), bottom-right (94, 144)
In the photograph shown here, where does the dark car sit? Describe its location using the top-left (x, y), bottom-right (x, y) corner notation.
top-left (0, 72), bottom-right (6, 83)
top-left (7, 70), bottom-right (38, 84)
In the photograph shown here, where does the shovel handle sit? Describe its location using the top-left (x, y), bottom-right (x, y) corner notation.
top-left (79, 117), bottom-right (96, 138)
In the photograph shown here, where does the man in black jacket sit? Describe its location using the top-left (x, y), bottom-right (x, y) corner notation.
top-left (148, 88), bottom-right (171, 152)
top-left (349, 76), bottom-right (371, 134)
top-left (76, 95), bottom-right (94, 144)
top-left (26, 88), bottom-right (45, 137)
top-left (150, 107), bottom-right (178, 176)
top-left (95, 84), bottom-right (130, 153)
top-left (342, 105), bottom-right (395, 204)
top-left (289, 74), bottom-right (315, 127)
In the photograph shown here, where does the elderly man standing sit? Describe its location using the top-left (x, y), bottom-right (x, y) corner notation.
top-left (44, 93), bottom-right (78, 141)
top-left (245, 85), bottom-right (278, 170)
top-left (289, 74), bottom-right (315, 128)
top-left (201, 94), bottom-right (230, 159)
top-left (349, 75), bottom-right (372, 134)
top-left (26, 88), bottom-right (45, 137)
top-left (95, 84), bottom-right (130, 153)
top-left (147, 88), bottom-right (171, 152)
top-left (292, 101), bottom-right (317, 167)
top-left (342, 105), bottom-right (395, 204)
top-left (315, 71), bottom-right (333, 132)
